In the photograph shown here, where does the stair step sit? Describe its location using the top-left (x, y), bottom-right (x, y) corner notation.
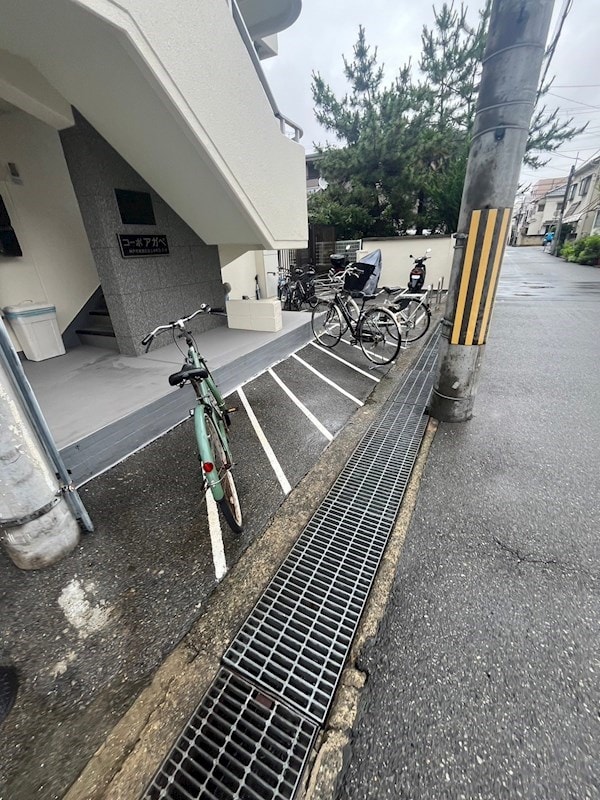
top-left (76, 327), bottom-right (115, 337)
top-left (76, 330), bottom-right (119, 351)
top-left (89, 309), bottom-right (110, 317)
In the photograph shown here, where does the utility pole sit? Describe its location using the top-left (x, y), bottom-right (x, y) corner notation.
top-left (551, 164), bottom-right (575, 255)
top-left (430, 0), bottom-right (556, 422)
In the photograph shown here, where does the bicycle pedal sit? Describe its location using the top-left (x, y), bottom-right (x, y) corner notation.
top-left (226, 407), bottom-right (238, 414)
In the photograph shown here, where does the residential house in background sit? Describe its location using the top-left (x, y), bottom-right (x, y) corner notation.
top-left (561, 155), bottom-right (600, 239)
top-left (512, 154), bottom-right (600, 247)
top-left (511, 176), bottom-right (568, 245)
top-left (526, 183), bottom-right (566, 236)
top-left (306, 152), bottom-right (326, 194)
top-left (0, 0), bottom-right (307, 358)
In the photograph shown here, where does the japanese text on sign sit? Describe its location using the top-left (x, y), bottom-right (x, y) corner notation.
top-left (117, 234), bottom-right (169, 258)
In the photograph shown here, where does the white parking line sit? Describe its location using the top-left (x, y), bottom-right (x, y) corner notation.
top-left (268, 368), bottom-right (334, 442)
top-left (292, 354), bottom-right (364, 406)
top-left (309, 342), bottom-right (380, 382)
top-left (205, 491), bottom-right (227, 581)
top-left (339, 336), bottom-right (366, 353)
top-left (238, 387), bottom-right (291, 495)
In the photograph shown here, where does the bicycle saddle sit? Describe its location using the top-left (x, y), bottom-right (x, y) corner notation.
top-left (381, 286), bottom-right (402, 294)
top-left (168, 367), bottom-right (208, 386)
top-left (350, 291), bottom-right (377, 300)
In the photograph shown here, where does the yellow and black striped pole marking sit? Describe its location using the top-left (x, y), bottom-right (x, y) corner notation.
top-left (451, 207), bottom-right (512, 346)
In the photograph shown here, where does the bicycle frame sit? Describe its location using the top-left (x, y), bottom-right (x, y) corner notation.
top-left (141, 306), bottom-right (242, 531)
top-left (187, 344), bottom-right (232, 501)
top-left (393, 291), bottom-right (429, 319)
top-left (334, 292), bottom-right (363, 339)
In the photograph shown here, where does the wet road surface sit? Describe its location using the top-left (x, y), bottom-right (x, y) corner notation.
top-left (337, 250), bottom-right (600, 800)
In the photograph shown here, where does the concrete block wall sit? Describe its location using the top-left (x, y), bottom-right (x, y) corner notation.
top-left (60, 112), bottom-right (225, 356)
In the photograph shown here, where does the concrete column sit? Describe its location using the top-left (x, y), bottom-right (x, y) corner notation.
top-left (430, 0), bottom-right (555, 422)
top-left (0, 361), bottom-right (79, 570)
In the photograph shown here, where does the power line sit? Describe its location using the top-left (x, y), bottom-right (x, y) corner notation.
top-left (537, 0), bottom-right (573, 99)
top-left (553, 84), bottom-right (600, 89)
top-left (548, 92), bottom-right (600, 111)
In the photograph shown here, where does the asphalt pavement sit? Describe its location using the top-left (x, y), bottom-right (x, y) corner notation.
top-left (0, 328), bottom-right (393, 800)
top-left (337, 248), bottom-right (600, 799)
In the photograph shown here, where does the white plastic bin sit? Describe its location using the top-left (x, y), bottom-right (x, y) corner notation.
top-left (3, 302), bottom-right (66, 361)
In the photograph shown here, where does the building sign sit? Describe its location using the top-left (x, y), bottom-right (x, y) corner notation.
top-left (117, 234), bottom-right (169, 258)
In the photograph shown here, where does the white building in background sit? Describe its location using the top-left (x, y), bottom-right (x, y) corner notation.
top-left (511, 176), bottom-right (568, 245)
top-left (561, 155), bottom-right (600, 239)
top-left (524, 183), bottom-right (567, 237)
top-left (0, 0), bottom-right (307, 357)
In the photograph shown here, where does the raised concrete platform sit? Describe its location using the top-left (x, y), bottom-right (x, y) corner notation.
top-left (23, 311), bottom-right (314, 485)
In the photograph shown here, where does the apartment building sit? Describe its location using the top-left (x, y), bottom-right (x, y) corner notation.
top-left (0, 0), bottom-right (307, 357)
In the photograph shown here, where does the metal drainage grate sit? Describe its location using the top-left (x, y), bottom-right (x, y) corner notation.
top-left (143, 327), bottom-right (440, 800)
top-left (224, 394), bottom-right (430, 723)
top-left (143, 669), bottom-right (318, 800)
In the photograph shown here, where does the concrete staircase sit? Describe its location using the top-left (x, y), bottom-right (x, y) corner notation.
top-left (76, 293), bottom-right (118, 350)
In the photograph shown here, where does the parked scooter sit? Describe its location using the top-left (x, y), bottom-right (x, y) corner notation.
top-left (408, 248), bottom-right (431, 293)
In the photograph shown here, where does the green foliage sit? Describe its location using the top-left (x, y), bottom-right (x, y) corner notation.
top-left (525, 104), bottom-right (588, 169)
top-left (560, 235), bottom-right (600, 265)
top-left (418, 1), bottom-right (489, 132)
top-left (310, 2), bottom-right (585, 238)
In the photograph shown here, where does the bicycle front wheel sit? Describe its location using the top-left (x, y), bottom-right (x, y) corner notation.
top-left (358, 307), bottom-right (401, 364)
top-left (402, 300), bottom-right (431, 342)
top-left (204, 414), bottom-right (243, 533)
top-left (311, 300), bottom-right (343, 347)
top-left (339, 293), bottom-right (361, 334)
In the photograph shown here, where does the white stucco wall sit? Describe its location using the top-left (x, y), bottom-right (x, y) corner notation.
top-left (0, 0), bottom-right (308, 250)
top-left (219, 246), bottom-right (280, 302)
top-left (0, 49), bottom-right (74, 129)
top-left (219, 246), bottom-right (261, 301)
top-left (0, 109), bottom-right (99, 340)
top-left (358, 237), bottom-right (455, 289)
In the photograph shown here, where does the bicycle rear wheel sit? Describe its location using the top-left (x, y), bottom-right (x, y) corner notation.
top-left (358, 307), bottom-right (401, 364)
top-left (279, 284), bottom-right (291, 310)
top-left (311, 300), bottom-right (343, 347)
top-left (402, 300), bottom-right (431, 342)
top-left (289, 286), bottom-right (303, 311)
top-left (204, 414), bottom-right (243, 533)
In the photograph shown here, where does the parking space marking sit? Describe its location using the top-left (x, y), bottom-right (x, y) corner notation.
top-left (291, 354), bottom-right (364, 406)
top-left (268, 368), bottom-right (334, 442)
top-left (237, 387), bottom-right (292, 495)
top-left (205, 491), bottom-right (227, 581)
top-left (309, 342), bottom-right (380, 382)
top-left (339, 336), bottom-right (364, 353)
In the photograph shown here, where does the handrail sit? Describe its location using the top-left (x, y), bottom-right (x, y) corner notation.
top-left (230, 0), bottom-right (303, 142)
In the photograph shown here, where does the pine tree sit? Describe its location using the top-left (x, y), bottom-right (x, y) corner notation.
top-left (310, 4), bottom-right (586, 237)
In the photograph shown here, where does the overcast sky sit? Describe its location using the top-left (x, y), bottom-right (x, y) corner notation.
top-left (263, 0), bottom-right (600, 189)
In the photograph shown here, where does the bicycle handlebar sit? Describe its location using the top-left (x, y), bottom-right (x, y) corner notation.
top-left (141, 305), bottom-right (218, 351)
top-left (328, 264), bottom-right (361, 280)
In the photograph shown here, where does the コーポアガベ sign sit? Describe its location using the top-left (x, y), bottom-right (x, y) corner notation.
top-left (117, 234), bottom-right (169, 258)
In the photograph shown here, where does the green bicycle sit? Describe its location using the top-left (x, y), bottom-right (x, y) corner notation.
top-left (141, 306), bottom-right (243, 533)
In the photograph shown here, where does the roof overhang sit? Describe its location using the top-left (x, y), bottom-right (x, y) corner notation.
top-left (237, 0), bottom-right (302, 39)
